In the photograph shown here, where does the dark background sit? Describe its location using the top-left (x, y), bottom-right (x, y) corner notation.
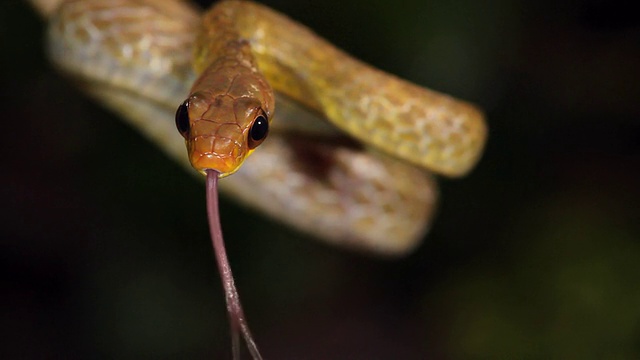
top-left (2, 0), bottom-right (639, 358)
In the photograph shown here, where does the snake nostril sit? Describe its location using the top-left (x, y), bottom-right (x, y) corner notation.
top-left (175, 99), bottom-right (191, 138)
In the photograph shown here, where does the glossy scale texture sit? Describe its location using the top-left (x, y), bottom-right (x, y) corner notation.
top-left (39, 0), bottom-right (486, 255)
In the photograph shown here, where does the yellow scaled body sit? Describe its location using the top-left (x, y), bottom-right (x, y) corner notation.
top-left (35, 0), bottom-right (487, 255)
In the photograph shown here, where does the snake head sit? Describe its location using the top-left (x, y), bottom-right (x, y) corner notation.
top-left (175, 91), bottom-right (271, 177)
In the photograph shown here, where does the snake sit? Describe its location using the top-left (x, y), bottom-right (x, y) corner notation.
top-left (30, 0), bottom-right (487, 357)
top-left (30, 0), bottom-right (487, 257)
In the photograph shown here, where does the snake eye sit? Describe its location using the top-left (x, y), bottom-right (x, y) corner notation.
top-left (248, 112), bottom-right (269, 149)
top-left (175, 99), bottom-right (190, 138)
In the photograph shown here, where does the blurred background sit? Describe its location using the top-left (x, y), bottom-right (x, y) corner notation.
top-left (2, 0), bottom-right (639, 358)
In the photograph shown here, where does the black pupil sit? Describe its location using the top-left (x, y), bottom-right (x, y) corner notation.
top-left (175, 100), bottom-right (190, 136)
top-left (250, 115), bottom-right (268, 141)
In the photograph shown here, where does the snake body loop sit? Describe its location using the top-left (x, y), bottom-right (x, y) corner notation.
top-left (39, 0), bottom-right (486, 255)
top-left (220, 1), bottom-right (487, 177)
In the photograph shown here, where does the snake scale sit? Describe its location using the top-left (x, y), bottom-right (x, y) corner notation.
top-left (30, 0), bottom-right (486, 255)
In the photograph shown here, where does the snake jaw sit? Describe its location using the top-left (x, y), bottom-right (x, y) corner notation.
top-left (190, 152), bottom-right (248, 178)
top-left (188, 133), bottom-right (248, 177)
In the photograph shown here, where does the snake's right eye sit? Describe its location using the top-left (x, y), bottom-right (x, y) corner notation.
top-left (248, 111), bottom-right (269, 149)
top-left (175, 99), bottom-right (191, 138)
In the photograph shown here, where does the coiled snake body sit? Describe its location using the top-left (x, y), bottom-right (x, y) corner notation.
top-left (33, 0), bottom-right (486, 255)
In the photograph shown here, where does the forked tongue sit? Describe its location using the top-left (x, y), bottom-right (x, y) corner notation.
top-left (205, 170), bottom-right (262, 360)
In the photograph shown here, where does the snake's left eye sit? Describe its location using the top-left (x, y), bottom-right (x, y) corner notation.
top-left (248, 111), bottom-right (269, 149)
top-left (175, 99), bottom-right (190, 138)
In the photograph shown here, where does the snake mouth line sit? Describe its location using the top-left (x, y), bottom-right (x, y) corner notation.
top-left (190, 152), bottom-right (247, 177)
